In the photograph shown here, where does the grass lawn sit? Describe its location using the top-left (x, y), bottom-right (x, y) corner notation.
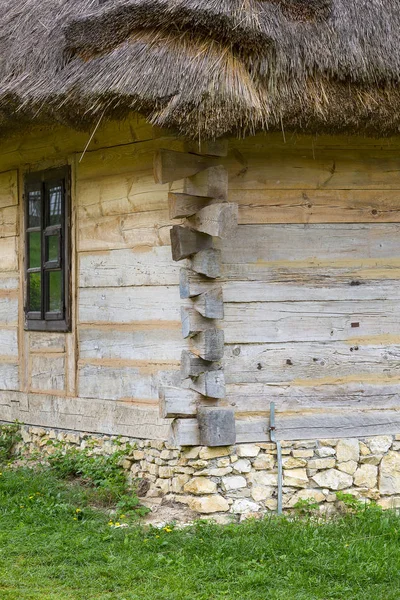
top-left (1, 468), bottom-right (400, 599)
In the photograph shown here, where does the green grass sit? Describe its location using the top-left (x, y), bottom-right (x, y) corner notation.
top-left (1, 468), bottom-right (400, 599)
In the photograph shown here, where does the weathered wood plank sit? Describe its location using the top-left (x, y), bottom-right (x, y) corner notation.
top-left (0, 361), bottom-right (19, 391)
top-left (185, 139), bottom-right (228, 157)
top-left (78, 286), bottom-right (182, 323)
top-left (154, 149), bottom-right (220, 184)
top-left (224, 341), bottom-right (400, 384)
top-left (0, 171), bottom-right (18, 210)
top-left (190, 329), bottom-right (225, 361)
top-left (224, 300), bottom-right (400, 344)
top-left (171, 416), bottom-right (267, 445)
top-left (181, 307), bottom-right (217, 339)
top-left (0, 295), bottom-right (18, 325)
top-left (0, 237), bottom-right (18, 272)
top-left (181, 350), bottom-right (221, 378)
top-left (189, 371), bottom-right (226, 398)
top-left (221, 224), bottom-right (400, 266)
top-left (184, 166), bottom-right (228, 200)
top-left (190, 249), bottom-right (221, 278)
top-left (198, 407), bottom-right (236, 446)
top-left (236, 189), bottom-right (400, 224)
top-left (30, 354), bottom-right (66, 393)
top-left (186, 203), bottom-right (238, 238)
top-left (168, 192), bottom-right (213, 219)
top-left (180, 268), bottom-right (217, 298)
top-left (0, 206), bottom-right (18, 238)
top-left (0, 329), bottom-right (18, 357)
top-left (193, 287), bottom-right (224, 319)
top-left (79, 326), bottom-right (185, 361)
top-left (78, 363), bottom-right (180, 402)
top-left (79, 247), bottom-right (180, 288)
top-left (29, 333), bottom-right (66, 353)
top-left (171, 226), bottom-right (213, 261)
top-left (159, 386), bottom-right (201, 418)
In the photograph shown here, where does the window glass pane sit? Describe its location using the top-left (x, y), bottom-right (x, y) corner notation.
top-left (46, 235), bottom-right (59, 263)
top-left (48, 271), bottom-right (62, 313)
top-left (28, 272), bottom-right (41, 312)
top-left (28, 190), bottom-right (41, 228)
top-left (48, 185), bottom-right (62, 226)
top-left (28, 232), bottom-right (41, 268)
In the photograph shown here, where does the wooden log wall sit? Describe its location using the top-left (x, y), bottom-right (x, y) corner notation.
top-left (171, 134), bottom-right (400, 444)
top-left (156, 143), bottom-right (238, 446)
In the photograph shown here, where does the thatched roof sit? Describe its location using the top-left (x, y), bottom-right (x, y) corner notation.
top-left (2, 0), bottom-right (400, 138)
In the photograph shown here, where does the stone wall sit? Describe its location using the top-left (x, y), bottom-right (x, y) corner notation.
top-left (13, 425), bottom-right (400, 518)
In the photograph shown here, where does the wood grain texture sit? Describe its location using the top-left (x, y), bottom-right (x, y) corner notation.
top-left (0, 237), bottom-right (18, 271)
top-left (0, 170), bottom-right (18, 210)
top-left (30, 354), bottom-right (66, 393)
top-left (0, 329), bottom-right (18, 357)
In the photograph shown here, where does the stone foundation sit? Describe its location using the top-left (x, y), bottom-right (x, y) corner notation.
top-left (12, 425), bottom-right (400, 518)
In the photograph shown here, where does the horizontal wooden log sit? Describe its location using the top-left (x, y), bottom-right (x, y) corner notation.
top-left (0, 362), bottom-right (19, 391)
top-left (190, 329), bottom-right (225, 361)
top-left (184, 166), bottom-right (228, 201)
top-left (193, 287), bottom-right (224, 319)
top-left (181, 350), bottom-right (221, 378)
top-left (181, 307), bottom-right (217, 339)
top-left (171, 415), bottom-right (261, 445)
top-left (159, 386), bottom-right (201, 418)
top-left (170, 226), bottom-right (213, 261)
top-left (168, 192), bottom-right (213, 219)
top-left (190, 248), bottom-right (221, 278)
top-left (197, 407), bottom-right (236, 446)
top-left (185, 139), bottom-right (228, 157)
top-left (189, 371), bottom-right (226, 399)
top-left (180, 268), bottom-right (216, 298)
top-left (186, 203), bottom-right (238, 238)
top-left (154, 149), bottom-right (220, 184)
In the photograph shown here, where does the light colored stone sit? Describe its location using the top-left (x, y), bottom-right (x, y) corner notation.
top-left (353, 464), bottom-right (378, 488)
top-left (230, 455), bottom-right (238, 463)
top-left (316, 446), bottom-right (336, 458)
top-left (283, 468), bottom-right (309, 488)
top-left (189, 460), bottom-right (208, 469)
top-left (156, 478), bottom-right (170, 494)
top-left (132, 450), bottom-right (144, 461)
top-left (312, 469), bottom-right (353, 491)
top-left (182, 446), bottom-right (201, 459)
top-left (307, 458), bottom-right (335, 470)
top-left (379, 451), bottom-right (400, 495)
top-left (256, 443), bottom-right (276, 451)
top-left (236, 444), bottom-right (260, 458)
top-left (336, 439), bottom-right (359, 463)
top-left (292, 449), bottom-right (314, 458)
top-left (395, 434), bottom-right (400, 442)
top-left (285, 489), bottom-right (325, 508)
top-left (265, 498), bottom-right (278, 510)
top-left (196, 467), bottom-right (233, 477)
top-left (158, 466), bottom-right (174, 478)
top-left (231, 499), bottom-right (260, 514)
top-left (160, 450), bottom-right (175, 460)
top-left (282, 457), bottom-right (307, 469)
top-left (318, 439), bottom-right (337, 447)
top-left (337, 461), bottom-right (358, 475)
top-left (147, 463), bottom-right (159, 476)
top-left (248, 472), bottom-right (278, 486)
top-left (392, 442), bottom-right (400, 451)
top-left (366, 436), bottom-right (392, 455)
top-left (121, 459), bottom-right (132, 470)
top-left (217, 458), bottom-right (230, 468)
top-left (222, 476), bottom-right (247, 491)
top-left (232, 459), bottom-right (252, 473)
top-left (253, 455), bottom-right (275, 470)
top-left (199, 446), bottom-right (232, 460)
top-left (184, 477), bottom-right (217, 495)
top-left (171, 474), bottom-right (191, 493)
top-left (189, 495), bottom-right (230, 513)
top-left (251, 486), bottom-right (274, 502)
top-left (378, 496), bottom-right (400, 509)
top-left (360, 454), bottom-right (382, 466)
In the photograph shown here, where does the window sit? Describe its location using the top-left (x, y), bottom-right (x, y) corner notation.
top-left (25, 167), bottom-right (71, 331)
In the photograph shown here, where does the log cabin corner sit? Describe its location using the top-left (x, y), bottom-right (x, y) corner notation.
top-left (1, 0), bottom-right (400, 513)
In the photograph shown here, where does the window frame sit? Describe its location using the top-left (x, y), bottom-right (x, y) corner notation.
top-left (24, 166), bottom-right (71, 332)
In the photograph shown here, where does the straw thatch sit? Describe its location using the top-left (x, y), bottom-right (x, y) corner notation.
top-left (1, 0), bottom-right (400, 138)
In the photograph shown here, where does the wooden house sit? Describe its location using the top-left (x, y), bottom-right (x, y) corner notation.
top-left (2, 0), bottom-right (400, 512)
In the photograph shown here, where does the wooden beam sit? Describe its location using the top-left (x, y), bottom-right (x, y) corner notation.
top-left (170, 226), bottom-right (213, 261)
top-left (186, 203), bottom-right (238, 238)
top-left (180, 268), bottom-right (216, 298)
top-left (154, 149), bottom-right (220, 184)
top-left (159, 386), bottom-right (200, 418)
top-left (181, 307), bottom-right (217, 339)
top-left (181, 350), bottom-right (221, 378)
top-left (191, 329), bottom-right (225, 361)
top-left (168, 193), bottom-right (213, 219)
top-left (193, 287), bottom-right (224, 319)
top-left (184, 166), bottom-right (228, 201)
top-left (189, 371), bottom-right (226, 399)
top-left (197, 407), bottom-right (236, 446)
top-left (171, 417), bottom-right (268, 446)
top-left (190, 248), bottom-right (221, 278)
top-left (185, 139), bottom-right (228, 157)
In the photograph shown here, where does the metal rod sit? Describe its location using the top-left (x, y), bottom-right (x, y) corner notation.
top-left (269, 401), bottom-right (283, 516)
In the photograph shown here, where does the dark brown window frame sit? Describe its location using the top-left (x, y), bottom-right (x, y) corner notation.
top-left (24, 166), bottom-right (71, 332)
